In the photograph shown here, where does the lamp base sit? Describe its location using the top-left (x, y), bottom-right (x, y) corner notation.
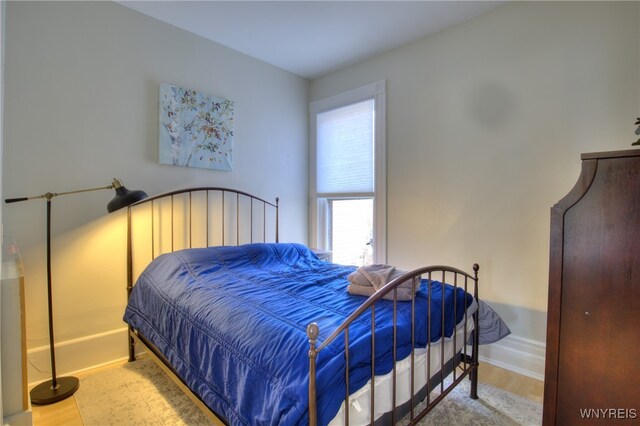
top-left (30, 376), bottom-right (79, 405)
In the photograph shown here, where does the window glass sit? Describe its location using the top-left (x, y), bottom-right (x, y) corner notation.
top-left (330, 198), bottom-right (373, 266)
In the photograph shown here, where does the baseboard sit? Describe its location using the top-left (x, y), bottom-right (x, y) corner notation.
top-left (27, 327), bottom-right (545, 388)
top-left (478, 334), bottom-right (545, 381)
top-left (27, 327), bottom-right (131, 387)
top-left (3, 409), bottom-right (32, 426)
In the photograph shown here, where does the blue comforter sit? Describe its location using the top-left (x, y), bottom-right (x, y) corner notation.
top-left (123, 243), bottom-right (472, 425)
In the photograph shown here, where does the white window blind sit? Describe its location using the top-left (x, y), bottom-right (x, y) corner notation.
top-left (316, 99), bottom-right (374, 195)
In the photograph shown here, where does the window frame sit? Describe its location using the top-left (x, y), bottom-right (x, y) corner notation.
top-left (309, 80), bottom-right (387, 264)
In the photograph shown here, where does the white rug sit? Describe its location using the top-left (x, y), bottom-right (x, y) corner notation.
top-left (75, 357), bottom-right (541, 425)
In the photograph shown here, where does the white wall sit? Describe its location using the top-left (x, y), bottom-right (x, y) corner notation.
top-left (3, 1), bottom-right (308, 383)
top-left (311, 1), bottom-right (640, 377)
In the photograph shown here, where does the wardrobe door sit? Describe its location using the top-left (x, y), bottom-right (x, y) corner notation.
top-left (545, 151), bottom-right (640, 424)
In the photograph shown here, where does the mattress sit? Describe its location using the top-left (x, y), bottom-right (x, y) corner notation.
top-left (123, 243), bottom-right (474, 425)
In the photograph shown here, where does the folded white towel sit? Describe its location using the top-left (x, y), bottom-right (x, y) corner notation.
top-left (347, 264), bottom-right (419, 301)
top-left (348, 264), bottom-right (395, 288)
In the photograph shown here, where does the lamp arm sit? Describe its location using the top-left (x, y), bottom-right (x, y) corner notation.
top-left (49, 183), bottom-right (115, 198)
top-left (4, 179), bottom-right (122, 204)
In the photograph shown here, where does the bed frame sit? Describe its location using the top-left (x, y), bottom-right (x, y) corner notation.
top-left (125, 187), bottom-right (480, 425)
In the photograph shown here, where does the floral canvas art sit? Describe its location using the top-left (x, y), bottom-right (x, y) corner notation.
top-left (159, 83), bottom-right (234, 171)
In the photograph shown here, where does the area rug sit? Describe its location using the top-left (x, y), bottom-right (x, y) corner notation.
top-left (75, 357), bottom-right (210, 425)
top-left (407, 380), bottom-right (542, 426)
top-left (75, 357), bottom-right (541, 425)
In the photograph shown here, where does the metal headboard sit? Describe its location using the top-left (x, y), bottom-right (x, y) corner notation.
top-left (125, 187), bottom-right (279, 299)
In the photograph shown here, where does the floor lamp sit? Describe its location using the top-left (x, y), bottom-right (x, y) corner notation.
top-left (4, 178), bottom-right (148, 405)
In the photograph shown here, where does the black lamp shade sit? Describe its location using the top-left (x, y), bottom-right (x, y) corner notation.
top-left (107, 186), bottom-right (148, 213)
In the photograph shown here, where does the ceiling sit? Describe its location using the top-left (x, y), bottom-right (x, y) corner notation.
top-left (118, 1), bottom-right (504, 80)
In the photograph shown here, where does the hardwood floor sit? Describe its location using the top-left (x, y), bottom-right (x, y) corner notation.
top-left (32, 396), bottom-right (82, 426)
top-left (478, 363), bottom-right (544, 404)
top-left (31, 360), bottom-right (129, 426)
top-left (31, 362), bottom-right (543, 425)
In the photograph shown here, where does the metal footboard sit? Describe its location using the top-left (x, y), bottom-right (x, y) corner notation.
top-left (307, 264), bottom-right (479, 425)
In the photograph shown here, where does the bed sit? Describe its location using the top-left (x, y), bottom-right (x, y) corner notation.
top-left (122, 187), bottom-right (481, 425)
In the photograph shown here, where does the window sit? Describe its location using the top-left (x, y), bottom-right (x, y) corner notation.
top-left (310, 81), bottom-right (386, 265)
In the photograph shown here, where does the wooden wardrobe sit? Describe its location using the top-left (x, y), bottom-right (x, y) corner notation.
top-left (544, 149), bottom-right (640, 424)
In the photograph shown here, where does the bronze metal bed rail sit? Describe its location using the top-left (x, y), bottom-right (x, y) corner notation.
top-left (307, 264), bottom-right (479, 425)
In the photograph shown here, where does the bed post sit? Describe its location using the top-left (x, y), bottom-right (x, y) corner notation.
top-left (470, 263), bottom-right (480, 399)
top-left (275, 197), bottom-right (279, 243)
top-left (127, 206), bottom-right (136, 362)
top-left (307, 323), bottom-right (319, 426)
